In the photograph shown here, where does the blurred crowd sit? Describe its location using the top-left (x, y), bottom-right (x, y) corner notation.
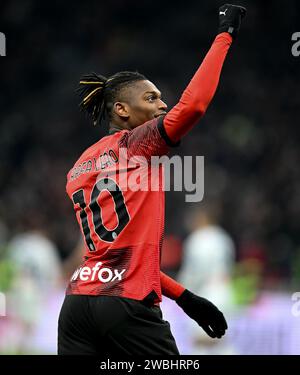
top-left (0, 0), bottom-right (300, 353)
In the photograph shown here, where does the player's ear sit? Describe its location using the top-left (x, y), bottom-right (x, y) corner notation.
top-left (113, 102), bottom-right (130, 120)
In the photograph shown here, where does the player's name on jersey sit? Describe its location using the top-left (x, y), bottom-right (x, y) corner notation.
top-left (70, 149), bottom-right (118, 181)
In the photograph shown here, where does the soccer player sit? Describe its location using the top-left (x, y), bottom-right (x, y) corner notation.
top-left (58, 4), bottom-right (246, 355)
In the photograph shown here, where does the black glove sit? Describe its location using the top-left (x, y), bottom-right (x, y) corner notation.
top-left (176, 289), bottom-right (228, 338)
top-left (218, 4), bottom-right (247, 39)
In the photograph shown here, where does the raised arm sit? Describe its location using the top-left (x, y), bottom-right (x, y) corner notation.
top-left (162, 4), bottom-right (246, 143)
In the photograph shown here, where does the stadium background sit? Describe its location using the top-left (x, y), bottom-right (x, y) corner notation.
top-left (0, 0), bottom-right (300, 354)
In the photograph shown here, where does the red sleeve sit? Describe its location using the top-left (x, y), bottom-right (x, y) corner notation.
top-left (160, 271), bottom-right (185, 300)
top-left (163, 32), bottom-right (233, 143)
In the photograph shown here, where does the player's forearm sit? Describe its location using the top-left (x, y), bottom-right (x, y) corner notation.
top-left (160, 271), bottom-right (185, 300)
top-left (163, 32), bottom-right (233, 143)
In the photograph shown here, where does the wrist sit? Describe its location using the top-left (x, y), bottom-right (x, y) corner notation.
top-left (215, 32), bottom-right (233, 44)
top-left (176, 289), bottom-right (191, 306)
top-left (160, 272), bottom-right (185, 300)
top-left (218, 26), bottom-right (237, 39)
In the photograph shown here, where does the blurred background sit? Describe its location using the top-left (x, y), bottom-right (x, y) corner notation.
top-left (0, 0), bottom-right (300, 354)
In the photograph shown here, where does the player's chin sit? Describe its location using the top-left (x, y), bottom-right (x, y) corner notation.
top-left (154, 112), bottom-right (167, 119)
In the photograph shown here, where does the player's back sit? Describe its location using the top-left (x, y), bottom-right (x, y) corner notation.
top-left (65, 118), bottom-right (169, 300)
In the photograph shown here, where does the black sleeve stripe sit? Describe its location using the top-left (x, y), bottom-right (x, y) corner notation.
top-left (157, 116), bottom-right (181, 148)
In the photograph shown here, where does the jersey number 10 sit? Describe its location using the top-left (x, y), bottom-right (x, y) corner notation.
top-left (72, 178), bottom-right (130, 251)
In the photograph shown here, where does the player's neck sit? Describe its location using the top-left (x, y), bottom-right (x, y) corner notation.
top-left (109, 122), bottom-right (131, 134)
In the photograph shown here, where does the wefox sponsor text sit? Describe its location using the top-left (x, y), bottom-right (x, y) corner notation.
top-left (70, 262), bottom-right (126, 283)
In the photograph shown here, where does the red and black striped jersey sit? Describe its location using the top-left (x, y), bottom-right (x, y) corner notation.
top-left (66, 118), bottom-right (172, 302)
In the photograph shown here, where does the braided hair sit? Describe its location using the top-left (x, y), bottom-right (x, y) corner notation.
top-left (77, 71), bottom-right (147, 126)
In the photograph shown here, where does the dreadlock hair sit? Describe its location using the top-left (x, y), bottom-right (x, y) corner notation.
top-left (77, 71), bottom-right (147, 126)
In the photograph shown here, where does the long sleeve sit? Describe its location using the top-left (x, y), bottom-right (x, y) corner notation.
top-left (160, 271), bottom-right (185, 300)
top-left (163, 32), bottom-right (233, 143)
